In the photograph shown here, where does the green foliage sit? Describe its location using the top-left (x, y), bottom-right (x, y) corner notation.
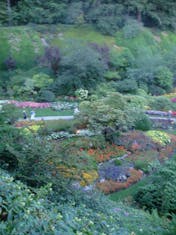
top-left (134, 158), bottom-right (176, 215)
top-left (122, 20), bottom-right (143, 39)
top-left (37, 89), bottom-right (56, 102)
top-left (65, 2), bottom-right (84, 25)
top-left (54, 42), bottom-right (106, 95)
top-left (109, 48), bottom-right (134, 73)
top-left (32, 73), bottom-right (53, 90)
top-left (115, 79), bottom-right (138, 94)
top-left (86, 3), bottom-right (125, 35)
top-left (78, 92), bottom-right (145, 132)
top-left (0, 27), bottom-right (43, 70)
top-left (149, 96), bottom-right (173, 111)
top-left (0, 104), bottom-right (20, 125)
top-left (154, 66), bottom-right (173, 92)
top-left (39, 119), bottom-right (76, 134)
top-left (14, 0), bottom-right (67, 24)
top-left (0, 125), bottom-right (22, 170)
top-left (0, 168), bottom-right (168, 235)
top-left (146, 130), bottom-right (171, 146)
top-left (15, 137), bottom-right (57, 187)
top-left (124, 94), bottom-right (148, 109)
top-left (134, 112), bottom-right (152, 131)
top-left (75, 88), bottom-right (88, 100)
top-left (104, 70), bottom-right (121, 81)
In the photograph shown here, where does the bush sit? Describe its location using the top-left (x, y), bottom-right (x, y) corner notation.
top-left (122, 20), bottom-right (143, 39)
top-left (0, 104), bottom-right (20, 125)
top-left (0, 126), bottom-right (22, 170)
top-left (39, 119), bottom-right (76, 135)
top-left (154, 66), bottom-right (173, 92)
top-left (54, 43), bottom-right (106, 95)
top-left (37, 90), bottom-right (55, 102)
top-left (0, 169), bottom-right (167, 235)
top-left (134, 113), bottom-right (152, 131)
top-left (149, 96), bottom-right (173, 111)
top-left (134, 159), bottom-right (176, 215)
top-left (115, 79), bottom-right (138, 94)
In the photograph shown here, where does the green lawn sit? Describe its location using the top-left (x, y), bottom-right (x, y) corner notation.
top-left (19, 108), bottom-right (74, 117)
top-left (50, 24), bottom-right (115, 47)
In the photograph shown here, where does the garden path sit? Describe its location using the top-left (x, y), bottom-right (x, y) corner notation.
top-left (22, 116), bottom-right (74, 121)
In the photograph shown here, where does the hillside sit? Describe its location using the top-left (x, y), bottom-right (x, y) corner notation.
top-left (1, 3), bottom-right (176, 233)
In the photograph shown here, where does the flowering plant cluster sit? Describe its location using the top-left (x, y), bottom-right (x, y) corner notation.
top-left (86, 145), bottom-right (127, 163)
top-left (51, 101), bottom-right (77, 111)
top-left (57, 96), bottom-right (77, 101)
top-left (118, 131), bottom-right (154, 152)
top-left (171, 111), bottom-right (176, 116)
top-left (80, 170), bottom-right (99, 186)
top-left (75, 88), bottom-right (88, 100)
top-left (55, 165), bottom-right (98, 186)
top-left (15, 120), bottom-right (44, 127)
top-left (47, 130), bottom-right (95, 140)
top-left (146, 130), bottom-right (171, 146)
top-left (172, 98), bottom-right (176, 103)
top-left (22, 125), bottom-right (41, 135)
top-left (10, 100), bottom-right (51, 108)
top-left (97, 168), bottom-right (143, 194)
top-left (171, 97), bottom-right (176, 102)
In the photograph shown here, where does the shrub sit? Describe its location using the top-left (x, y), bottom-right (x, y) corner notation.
top-left (134, 113), bottom-right (152, 131)
top-left (54, 43), bottom-right (106, 95)
top-left (0, 169), bottom-right (166, 235)
top-left (39, 119), bottom-right (76, 135)
top-left (0, 104), bottom-right (20, 125)
top-left (134, 159), bottom-right (176, 215)
top-left (115, 79), bottom-right (138, 94)
top-left (149, 96), bottom-right (173, 111)
top-left (154, 66), bottom-right (173, 92)
top-left (75, 88), bottom-right (88, 100)
top-left (37, 89), bottom-right (56, 102)
top-left (122, 20), bottom-right (143, 39)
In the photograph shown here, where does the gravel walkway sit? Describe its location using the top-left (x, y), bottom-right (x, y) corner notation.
top-left (18, 116), bottom-right (74, 121)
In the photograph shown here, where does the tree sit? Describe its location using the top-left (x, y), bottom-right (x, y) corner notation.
top-left (54, 42), bottom-right (106, 95)
top-left (77, 92), bottom-right (146, 133)
top-left (40, 46), bottom-right (61, 76)
top-left (154, 66), bottom-right (173, 92)
top-left (7, 0), bottom-right (12, 25)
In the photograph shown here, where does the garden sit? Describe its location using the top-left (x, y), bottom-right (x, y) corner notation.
top-left (1, 4), bottom-right (176, 233)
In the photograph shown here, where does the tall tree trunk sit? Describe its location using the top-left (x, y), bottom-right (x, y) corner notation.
top-left (7, 0), bottom-right (12, 26)
top-left (137, 9), bottom-right (142, 22)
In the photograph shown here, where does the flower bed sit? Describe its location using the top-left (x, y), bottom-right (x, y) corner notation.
top-left (10, 100), bottom-right (51, 108)
top-left (15, 120), bottom-right (44, 127)
top-left (97, 168), bottom-right (143, 194)
top-left (51, 102), bottom-right (77, 111)
top-left (171, 97), bottom-right (176, 102)
top-left (118, 131), bottom-right (155, 152)
top-left (86, 145), bottom-right (127, 163)
top-left (47, 130), bottom-right (95, 140)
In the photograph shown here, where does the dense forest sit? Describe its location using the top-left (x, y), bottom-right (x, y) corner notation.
top-left (1, 1), bottom-right (176, 234)
top-left (1, 0), bottom-right (176, 32)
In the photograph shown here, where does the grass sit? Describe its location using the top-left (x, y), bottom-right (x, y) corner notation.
top-left (48, 24), bottom-right (115, 47)
top-left (19, 107), bottom-right (74, 117)
top-left (40, 119), bottom-right (76, 133)
top-left (109, 177), bottom-right (149, 202)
